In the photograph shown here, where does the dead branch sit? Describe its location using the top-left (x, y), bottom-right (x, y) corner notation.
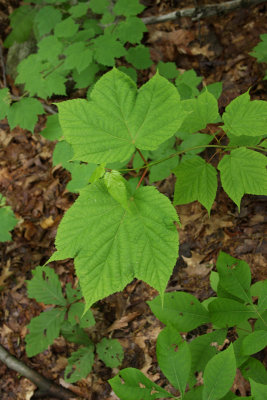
top-left (142, 0), bottom-right (266, 24)
top-left (0, 344), bottom-right (77, 400)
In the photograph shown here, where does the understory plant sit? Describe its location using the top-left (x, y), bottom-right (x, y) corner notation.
top-left (26, 266), bottom-right (124, 383)
top-left (0, 194), bottom-right (18, 242)
top-left (109, 252), bottom-right (267, 399)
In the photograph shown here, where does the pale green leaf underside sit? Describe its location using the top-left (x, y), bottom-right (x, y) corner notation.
top-left (57, 68), bottom-right (184, 163)
top-left (218, 147), bottom-right (267, 209)
top-left (173, 156), bottom-right (217, 213)
top-left (49, 181), bottom-right (179, 309)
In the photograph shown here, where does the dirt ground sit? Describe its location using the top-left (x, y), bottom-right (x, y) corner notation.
top-left (0, 0), bottom-right (266, 399)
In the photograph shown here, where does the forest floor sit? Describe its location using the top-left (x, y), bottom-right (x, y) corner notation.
top-left (0, 0), bottom-right (267, 399)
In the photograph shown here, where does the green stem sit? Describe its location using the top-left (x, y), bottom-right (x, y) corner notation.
top-left (118, 144), bottom-right (267, 173)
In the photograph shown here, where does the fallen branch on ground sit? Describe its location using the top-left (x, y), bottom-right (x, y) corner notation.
top-left (0, 344), bottom-right (77, 400)
top-left (142, 0), bottom-right (266, 24)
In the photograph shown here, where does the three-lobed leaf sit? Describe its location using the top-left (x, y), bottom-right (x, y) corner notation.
top-left (218, 147), bottom-right (267, 209)
top-left (57, 68), bottom-right (184, 164)
top-left (49, 181), bottom-right (179, 310)
top-left (173, 156), bottom-right (217, 214)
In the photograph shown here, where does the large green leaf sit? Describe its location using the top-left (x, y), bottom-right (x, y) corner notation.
top-left (218, 147), bottom-right (267, 209)
top-left (34, 6), bottom-right (62, 36)
top-left (109, 368), bottom-right (175, 400)
top-left (222, 91), bottom-right (267, 137)
top-left (156, 326), bottom-right (190, 396)
top-left (49, 181), bottom-right (179, 310)
top-left (57, 68), bottom-right (184, 163)
top-left (203, 344), bottom-right (236, 400)
top-left (148, 292), bottom-right (210, 332)
top-left (216, 252), bottom-right (252, 303)
top-left (251, 280), bottom-right (267, 313)
top-left (173, 156), bottom-right (217, 214)
top-left (27, 266), bottom-right (66, 306)
top-left (4, 6), bottom-right (36, 47)
top-left (26, 308), bottom-right (65, 357)
top-left (208, 298), bottom-right (256, 327)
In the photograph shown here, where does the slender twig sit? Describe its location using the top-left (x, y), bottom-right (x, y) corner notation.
top-left (118, 144), bottom-right (267, 173)
top-left (0, 43), bottom-right (7, 87)
top-left (0, 344), bottom-right (76, 399)
top-left (142, 0), bottom-right (266, 24)
top-left (136, 167), bottom-right (149, 188)
top-left (136, 148), bottom-right (148, 165)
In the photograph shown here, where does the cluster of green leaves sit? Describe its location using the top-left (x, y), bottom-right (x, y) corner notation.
top-left (48, 67), bottom-right (267, 312)
top-left (26, 266), bottom-right (124, 383)
top-left (0, 194), bottom-right (18, 242)
top-left (250, 33), bottom-right (267, 80)
top-left (0, 0), bottom-right (153, 133)
top-left (109, 252), bottom-right (267, 400)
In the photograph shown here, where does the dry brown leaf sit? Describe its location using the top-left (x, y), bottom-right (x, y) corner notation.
top-left (106, 311), bottom-right (140, 333)
top-left (0, 260), bottom-right (14, 286)
top-left (40, 215), bottom-right (54, 229)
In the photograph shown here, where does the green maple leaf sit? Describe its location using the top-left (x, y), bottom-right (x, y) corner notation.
top-left (37, 35), bottom-right (63, 64)
top-left (175, 69), bottom-right (202, 100)
top-left (125, 45), bottom-right (152, 69)
top-left (0, 203), bottom-right (18, 242)
top-left (218, 147), bottom-right (267, 209)
top-left (89, 0), bottom-right (109, 14)
top-left (250, 34), bottom-right (267, 63)
top-left (0, 88), bottom-right (11, 120)
top-left (4, 5), bottom-right (36, 47)
top-left (73, 63), bottom-right (100, 89)
top-left (157, 62), bottom-right (179, 80)
top-left (54, 17), bottom-right (78, 38)
top-left (115, 16), bottom-right (147, 44)
top-left (34, 6), bottom-right (62, 37)
top-left (69, 3), bottom-right (89, 18)
top-left (49, 181), bottom-right (179, 310)
top-left (173, 156), bottom-right (217, 214)
top-left (93, 34), bottom-right (126, 66)
top-left (16, 55), bottom-right (66, 98)
top-left (7, 98), bottom-right (44, 133)
top-left (222, 91), bottom-right (267, 137)
top-left (41, 114), bottom-right (62, 141)
top-left (114, 0), bottom-right (145, 16)
top-left (56, 68), bottom-right (184, 164)
top-left (63, 42), bottom-right (93, 73)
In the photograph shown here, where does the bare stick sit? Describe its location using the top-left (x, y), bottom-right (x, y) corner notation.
top-left (142, 0), bottom-right (266, 24)
top-left (0, 344), bottom-right (77, 400)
